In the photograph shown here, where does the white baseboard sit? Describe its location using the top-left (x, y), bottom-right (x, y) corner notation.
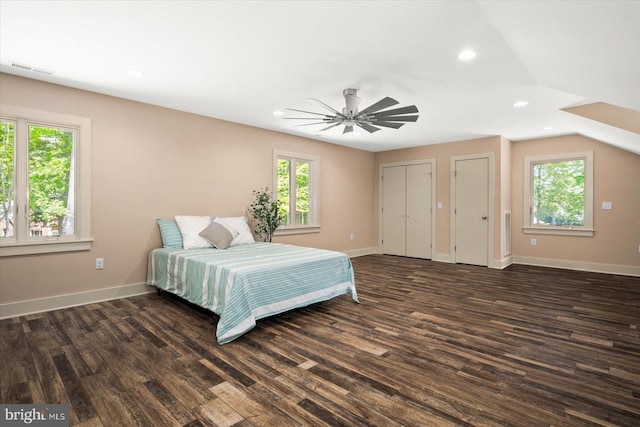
top-left (512, 256), bottom-right (640, 277)
top-left (0, 282), bottom-right (155, 320)
top-left (344, 247), bottom-right (379, 258)
top-left (490, 256), bottom-right (514, 269)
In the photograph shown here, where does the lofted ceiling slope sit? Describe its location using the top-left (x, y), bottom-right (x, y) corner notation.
top-left (1, 1), bottom-right (639, 153)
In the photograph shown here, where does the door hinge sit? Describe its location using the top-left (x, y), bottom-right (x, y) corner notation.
top-left (454, 245), bottom-right (456, 251)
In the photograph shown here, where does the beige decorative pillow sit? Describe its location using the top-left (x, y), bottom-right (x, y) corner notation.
top-left (199, 219), bottom-right (239, 249)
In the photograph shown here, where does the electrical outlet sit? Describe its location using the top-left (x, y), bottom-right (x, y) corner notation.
top-left (531, 238), bottom-right (537, 246)
top-left (349, 233), bottom-right (354, 241)
top-left (96, 258), bottom-right (104, 270)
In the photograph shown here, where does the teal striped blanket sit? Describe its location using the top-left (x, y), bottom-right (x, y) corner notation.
top-left (147, 243), bottom-right (358, 344)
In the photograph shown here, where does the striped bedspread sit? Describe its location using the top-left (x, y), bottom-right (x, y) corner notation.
top-left (147, 242), bottom-right (358, 344)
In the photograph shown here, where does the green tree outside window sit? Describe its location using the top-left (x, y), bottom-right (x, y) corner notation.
top-left (277, 158), bottom-right (311, 226)
top-left (0, 121), bottom-right (75, 238)
top-left (0, 121), bottom-right (15, 237)
top-left (532, 159), bottom-right (585, 226)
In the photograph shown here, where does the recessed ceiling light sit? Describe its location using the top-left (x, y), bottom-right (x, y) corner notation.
top-left (513, 100), bottom-right (529, 108)
top-left (458, 49), bottom-right (477, 61)
top-left (542, 126), bottom-right (553, 130)
top-left (127, 69), bottom-right (145, 78)
top-left (272, 110), bottom-right (284, 116)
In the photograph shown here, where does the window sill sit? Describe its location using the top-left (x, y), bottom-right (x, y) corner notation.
top-left (522, 227), bottom-right (594, 237)
top-left (0, 239), bottom-right (93, 257)
top-left (274, 225), bottom-right (321, 236)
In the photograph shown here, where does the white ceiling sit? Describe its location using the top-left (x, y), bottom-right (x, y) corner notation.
top-left (1, 0), bottom-right (639, 153)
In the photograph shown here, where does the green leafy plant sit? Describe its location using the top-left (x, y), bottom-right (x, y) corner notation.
top-left (248, 187), bottom-right (282, 242)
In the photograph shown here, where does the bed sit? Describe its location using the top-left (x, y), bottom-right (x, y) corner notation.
top-left (147, 242), bottom-right (358, 344)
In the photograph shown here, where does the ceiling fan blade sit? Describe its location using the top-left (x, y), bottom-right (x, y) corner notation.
top-left (283, 117), bottom-right (333, 120)
top-left (343, 125), bottom-right (353, 134)
top-left (372, 115), bottom-right (419, 122)
top-left (308, 98), bottom-right (344, 116)
top-left (293, 121), bottom-right (332, 127)
top-left (285, 108), bottom-right (333, 117)
top-left (319, 123), bottom-right (342, 132)
top-left (359, 97), bottom-right (399, 115)
top-left (370, 105), bottom-right (419, 117)
top-left (355, 122), bottom-right (380, 133)
top-left (372, 121), bottom-right (405, 129)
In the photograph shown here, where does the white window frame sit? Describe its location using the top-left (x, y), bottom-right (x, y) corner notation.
top-left (523, 151), bottom-right (593, 237)
top-left (0, 105), bottom-right (92, 256)
top-left (273, 149), bottom-right (320, 235)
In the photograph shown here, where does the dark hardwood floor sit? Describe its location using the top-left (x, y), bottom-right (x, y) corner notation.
top-left (2, 255), bottom-right (639, 426)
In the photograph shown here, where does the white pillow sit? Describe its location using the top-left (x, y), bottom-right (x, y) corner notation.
top-left (216, 216), bottom-right (255, 246)
top-left (175, 215), bottom-right (213, 249)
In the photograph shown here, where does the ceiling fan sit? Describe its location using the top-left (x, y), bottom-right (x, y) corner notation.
top-left (284, 88), bottom-right (419, 134)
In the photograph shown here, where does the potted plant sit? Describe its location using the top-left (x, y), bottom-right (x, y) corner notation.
top-left (248, 187), bottom-right (282, 242)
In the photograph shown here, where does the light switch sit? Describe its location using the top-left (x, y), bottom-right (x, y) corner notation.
top-left (437, 202), bottom-right (443, 209)
top-left (602, 201), bottom-right (612, 210)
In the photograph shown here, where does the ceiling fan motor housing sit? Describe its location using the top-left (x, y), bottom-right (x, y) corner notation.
top-left (343, 88), bottom-right (361, 117)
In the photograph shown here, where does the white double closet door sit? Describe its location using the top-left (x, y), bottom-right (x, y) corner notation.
top-left (381, 163), bottom-right (432, 259)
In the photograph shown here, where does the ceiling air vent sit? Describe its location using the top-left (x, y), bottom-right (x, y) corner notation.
top-left (9, 61), bottom-right (54, 75)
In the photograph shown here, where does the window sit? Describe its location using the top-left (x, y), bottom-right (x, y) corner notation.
top-left (0, 105), bottom-right (92, 256)
top-left (523, 151), bottom-right (593, 236)
top-left (273, 150), bottom-right (320, 234)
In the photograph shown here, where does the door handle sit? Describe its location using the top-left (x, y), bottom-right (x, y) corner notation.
top-left (481, 215), bottom-right (487, 220)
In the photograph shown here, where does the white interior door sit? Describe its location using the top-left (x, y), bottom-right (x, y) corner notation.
top-left (455, 157), bottom-right (489, 266)
top-left (382, 166), bottom-right (406, 256)
top-left (406, 163), bottom-right (432, 258)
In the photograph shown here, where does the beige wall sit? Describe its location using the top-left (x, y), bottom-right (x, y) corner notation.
top-left (0, 74), bottom-right (376, 305)
top-left (1, 73), bottom-right (638, 310)
top-left (511, 134), bottom-right (640, 268)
